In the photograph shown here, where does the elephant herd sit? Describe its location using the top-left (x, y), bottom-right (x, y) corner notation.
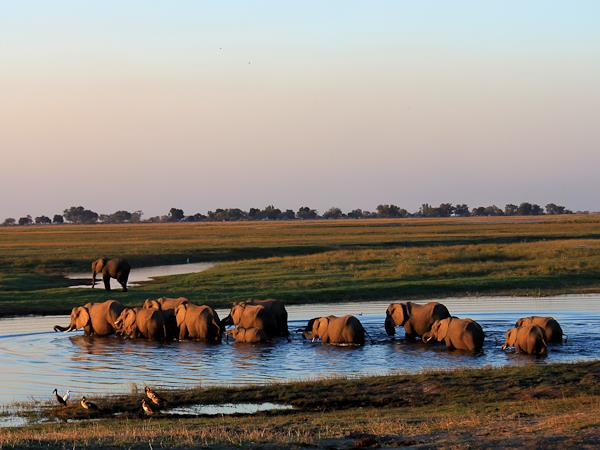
top-left (54, 298), bottom-right (564, 355)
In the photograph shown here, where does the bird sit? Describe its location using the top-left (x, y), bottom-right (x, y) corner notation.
top-left (80, 396), bottom-right (97, 410)
top-left (52, 389), bottom-right (70, 406)
top-left (144, 386), bottom-right (165, 407)
top-left (141, 398), bottom-right (154, 416)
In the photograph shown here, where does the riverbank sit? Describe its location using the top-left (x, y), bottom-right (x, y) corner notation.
top-left (2, 361), bottom-right (599, 449)
top-left (2, 215), bottom-right (600, 316)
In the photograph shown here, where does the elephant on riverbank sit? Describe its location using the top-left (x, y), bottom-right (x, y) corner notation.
top-left (423, 317), bottom-right (484, 352)
top-left (114, 307), bottom-right (167, 341)
top-left (303, 315), bottom-right (366, 345)
top-left (221, 299), bottom-right (288, 338)
top-left (92, 257), bottom-right (131, 292)
top-left (175, 303), bottom-right (222, 343)
top-left (385, 301), bottom-right (450, 341)
top-left (226, 327), bottom-right (268, 343)
top-left (54, 300), bottom-right (124, 336)
top-left (502, 325), bottom-right (548, 355)
top-left (515, 316), bottom-right (563, 344)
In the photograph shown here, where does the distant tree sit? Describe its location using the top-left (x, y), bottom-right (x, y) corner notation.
top-left (52, 214), bottom-right (64, 224)
top-left (280, 209), bottom-right (296, 220)
top-left (18, 215), bottom-right (33, 226)
top-left (347, 209), bottom-right (364, 219)
top-left (146, 216), bottom-right (162, 223)
top-left (322, 207), bottom-right (343, 219)
top-left (168, 208), bottom-right (185, 222)
top-left (130, 210), bottom-right (143, 223)
top-left (517, 202), bottom-right (543, 216)
top-left (63, 206), bottom-right (99, 224)
top-left (545, 203), bottom-right (567, 215)
top-left (454, 204), bottom-right (470, 217)
top-left (377, 204), bottom-right (407, 218)
top-left (2, 218), bottom-right (16, 226)
top-left (248, 208), bottom-right (263, 220)
top-left (296, 206), bottom-right (318, 220)
top-left (35, 215), bottom-right (51, 225)
top-left (504, 204), bottom-right (518, 216)
top-left (472, 205), bottom-right (503, 216)
top-left (184, 213), bottom-right (207, 222)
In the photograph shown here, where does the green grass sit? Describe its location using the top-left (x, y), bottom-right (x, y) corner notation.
top-left (2, 215), bottom-right (600, 315)
top-left (3, 362), bottom-right (599, 449)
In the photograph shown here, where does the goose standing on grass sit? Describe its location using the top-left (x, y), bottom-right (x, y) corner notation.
top-left (80, 396), bottom-right (97, 410)
top-left (144, 386), bottom-right (165, 407)
top-left (141, 399), bottom-right (154, 416)
top-left (53, 389), bottom-right (70, 406)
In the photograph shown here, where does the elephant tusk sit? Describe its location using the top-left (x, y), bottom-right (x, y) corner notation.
top-left (501, 344), bottom-right (507, 351)
top-left (311, 337), bottom-right (317, 343)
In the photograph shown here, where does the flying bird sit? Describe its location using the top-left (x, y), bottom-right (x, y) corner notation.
top-left (53, 389), bottom-right (70, 406)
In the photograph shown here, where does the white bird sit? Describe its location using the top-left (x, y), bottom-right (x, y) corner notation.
top-left (142, 399), bottom-right (154, 416)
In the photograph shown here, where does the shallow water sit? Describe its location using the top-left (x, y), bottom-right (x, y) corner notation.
top-left (0, 294), bottom-right (598, 405)
top-left (164, 402), bottom-right (294, 416)
top-left (67, 262), bottom-right (215, 288)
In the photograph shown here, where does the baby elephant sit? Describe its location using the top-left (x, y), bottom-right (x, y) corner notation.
top-left (303, 315), bottom-right (366, 345)
top-left (423, 317), bottom-right (484, 352)
top-left (226, 327), bottom-right (268, 343)
top-left (515, 316), bottom-right (563, 344)
top-left (503, 325), bottom-right (548, 355)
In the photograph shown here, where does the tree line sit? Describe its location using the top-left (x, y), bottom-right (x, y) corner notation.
top-left (0, 202), bottom-right (581, 226)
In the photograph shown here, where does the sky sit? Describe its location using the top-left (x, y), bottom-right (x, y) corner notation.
top-left (1, 1), bottom-right (599, 219)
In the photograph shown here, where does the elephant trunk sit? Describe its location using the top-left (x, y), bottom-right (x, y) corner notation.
top-left (53, 323), bottom-right (74, 332)
top-left (220, 315), bottom-right (233, 328)
top-left (384, 314), bottom-right (396, 336)
top-left (422, 333), bottom-right (433, 343)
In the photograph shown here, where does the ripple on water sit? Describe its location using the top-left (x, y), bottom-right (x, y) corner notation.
top-left (0, 295), bottom-right (598, 404)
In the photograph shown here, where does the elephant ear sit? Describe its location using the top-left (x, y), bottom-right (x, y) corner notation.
top-left (75, 307), bottom-right (90, 329)
top-left (315, 317), bottom-right (329, 337)
top-left (146, 299), bottom-right (161, 310)
top-left (515, 318), bottom-right (525, 327)
top-left (506, 328), bottom-right (518, 346)
top-left (391, 303), bottom-right (408, 327)
top-left (436, 318), bottom-right (450, 341)
top-left (175, 304), bottom-right (188, 327)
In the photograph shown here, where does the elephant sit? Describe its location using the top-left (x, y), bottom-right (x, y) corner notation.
top-left (143, 297), bottom-right (189, 311)
top-left (385, 301), bottom-right (450, 341)
top-left (423, 317), bottom-right (485, 352)
top-left (515, 316), bottom-right (563, 344)
top-left (114, 307), bottom-right (167, 341)
top-left (221, 299), bottom-right (288, 338)
top-left (91, 257), bottom-right (131, 292)
top-left (303, 315), bottom-right (366, 345)
top-left (502, 325), bottom-right (548, 355)
top-left (54, 300), bottom-right (125, 336)
top-left (143, 297), bottom-right (190, 340)
top-left (175, 303), bottom-right (222, 343)
top-left (226, 327), bottom-right (268, 343)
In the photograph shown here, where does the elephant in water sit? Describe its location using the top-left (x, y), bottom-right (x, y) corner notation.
top-left (54, 300), bottom-right (124, 336)
top-left (515, 316), bottom-right (563, 344)
top-left (144, 297), bottom-right (189, 339)
top-left (303, 315), bottom-right (366, 345)
top-left (175, 303), bottom-right (222, 343)
top-left (502, 325), bottom-right (548, 355)
top-left (423, 317), bottom-right (484, 352)
top-left (114, 307), bottom-right (167, 341)
top-left (226, 327), bottom-right (268, 343)
top-left (91, 257), bottom-right (131, 292)
top-left (385, 301), bottom-right (450, 341)
top-left (221, 299), bottom-right (289, 339)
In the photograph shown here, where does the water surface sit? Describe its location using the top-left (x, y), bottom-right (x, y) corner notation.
top-left (0, 294), bottom-right (598, 405)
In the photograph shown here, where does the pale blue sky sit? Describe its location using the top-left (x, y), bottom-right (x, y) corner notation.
top-left (1, 1), bottom-right (599, 217)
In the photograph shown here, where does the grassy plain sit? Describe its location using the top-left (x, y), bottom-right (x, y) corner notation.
top-left (2, 215), bottom-right (600, 315)
top-left (2, 361), bottom-right (599, 449)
